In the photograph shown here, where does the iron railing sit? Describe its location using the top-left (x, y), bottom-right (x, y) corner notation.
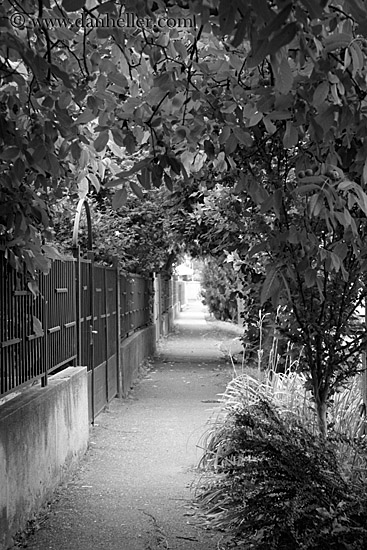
top-left (0, 255), bottom-right (77, 397)
top-left (120, 273), bottom-right (152, 337)
top-left (0, 252), bottom-right (155, 399)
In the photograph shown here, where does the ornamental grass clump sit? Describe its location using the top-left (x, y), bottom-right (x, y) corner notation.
top-left (197, 370), bottom-right (367, 549)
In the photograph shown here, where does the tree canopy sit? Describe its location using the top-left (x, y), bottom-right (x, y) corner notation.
top-left (2, 0), bottom-right (367, 433)
top-left (52, 187), bottom-right (187, 275)
top-left (2, 0), bottom-right (367, 276)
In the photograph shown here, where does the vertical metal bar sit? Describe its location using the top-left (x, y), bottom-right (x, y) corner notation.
top-left (73, 246), bottom-right (82, 364)
top-left (41, 270), bottom-right (48, 387)
top-left (114, 260), bottom-right (121, 398)
top-left (104, 267), bottom-right (109, 403)
top-left (88, 251), bottom-right (95, 423)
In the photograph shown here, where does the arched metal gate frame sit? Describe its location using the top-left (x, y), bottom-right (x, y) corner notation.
top-left (72, 198), bottom-right (120, 422)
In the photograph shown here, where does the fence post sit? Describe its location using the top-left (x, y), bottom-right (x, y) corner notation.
top-left (104, 267), bottom-right (109, 403)
top-left (87, 250), bottom-right (95, 422)
top-left (40, 271), bottom-right (48, 388)
top-left (114, 259), bottom-right (121, 398)
top-left (153, 273), bottom-right (160, 341)
top-left (72, 245), bottom-right (82, 365)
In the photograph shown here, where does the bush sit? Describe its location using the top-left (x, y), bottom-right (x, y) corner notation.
top-left (200, 259), bottom-right (238, 322)
top-left (197, 374), bottom-right (367, 549)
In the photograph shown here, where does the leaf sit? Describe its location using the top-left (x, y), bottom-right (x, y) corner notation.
top-left (268, 22), bottom-right (299, 55)
top-left (62, 0), bottom-right (86, 11)
top-left (164, 172), bottom-right (173, 191)
top-left (108, 72), bottom-right (128, 88)
top-left (330, 251), bottom-right (341, 271)
top-left (13, 158), bottom-right (25, 180)
top-left (204, 139), bottom-right (215, 160)
top-left (88, 173), bottom-right (100, 192)
top-left (58, 91), bottom-right (72, 109)
top-left (123, 132), bottom-right (135, 155)
top-left (324, 33), bottom-right (352, 52)
top-left (258, 4), bottom-right (293, 39)
top-left (263, 116), bottom-right (276, 134)
top-left (112, 187), bottom-right (127, 209)
top-left (233, 176), bottom-right (246, 195)
top-left (260, 194), bottom-right (274, 213)
top-left (313, 82), bottom-right (329, 107)
top-left (42, 245), bottom-right (65, 261)
top-left (27, 281), bottom-right (39, 298)
top-left (304, 268), bottom-right (317, 288)
top-left (130, 181), bottom-right (144, 199)
top-left (274, 57), bottom-right (293, 95)
top-left (232, 127), bottom-right (254, 147)
top-left (94, 130), bottom-right (109, 152)
top-left (219, 126), bottom-right (231, 145)
top-left (32, 316), bottom-right (44, 337)
top-left (248, 23), bottom-right (298, 68)
top-left (232, 16), bottom-right (248, 47)
top-left (137, 168), bottom-right (151, 190)
top-left (246, 39), bottom-right (271, 69)
top-left (295, 183), bottom-right (323, 194)
top-left (283, 121), bottom-right (298, 148)
top-left (32, 144), bottom-right (47, 164)
top-left (76, 109), bottom-right (97, 125)
top-left (115, 160), bottom-right (149, 179)
top-left (219, 0), bottom-right (237, 35)
top-left (174, 41), bottom-right (187, 60)
top-left (300, 0), bottom-right (323, 19)
top-left (111, 128), bottom-right (125, 147)
top-left (0, 147), bottom-right (19, 160)
top-left (167, 156), bottom-right (181, 175)
top-left (350, 42), bottom-right (364, 76)
top-left (309, 193), bottom-right (323, 217)
top-left (47, 153), bottom-right (60, 177)
top-left (248, 111), bottom-right (263, 127)
top-left (249, 242), bottom-right (267, 257)
top-left (151, 164), bottom-right (163, 187)
top-left (33, 253), bottom-right (51, 274)
top-left (225, 132), bottom-right (238, 155)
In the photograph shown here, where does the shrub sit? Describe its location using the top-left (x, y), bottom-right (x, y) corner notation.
top-left (197, 372), bottom-right (367, 549)
top-left (200, 259), bottom-right (238, 322)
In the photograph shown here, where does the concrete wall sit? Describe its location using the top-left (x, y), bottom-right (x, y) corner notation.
top-left (0, 367), bottom-right (89, 550)
top-left (119, 324), bottom-right (156, 397)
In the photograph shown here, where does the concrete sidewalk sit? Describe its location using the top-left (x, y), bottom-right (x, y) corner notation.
top-left (16, 303), bottom-right (241, 550)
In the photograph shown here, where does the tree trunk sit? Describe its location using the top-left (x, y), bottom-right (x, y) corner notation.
top-left (316, 397), bottom-right (328, 438)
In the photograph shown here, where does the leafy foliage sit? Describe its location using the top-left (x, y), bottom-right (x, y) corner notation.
top-left (198, 396), bottom-right (367, 549)
top-left (53, 188), bottom-right (185, 275)
top-left (2, 0), bottom-right (367, 432)
top-left (3, 0), bottom-right (367, 275)
top-left (200, 258), bottom-right (238, 322)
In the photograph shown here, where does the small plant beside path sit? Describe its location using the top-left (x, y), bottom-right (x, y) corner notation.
top-left (197, 368), bottom-right (367, 549)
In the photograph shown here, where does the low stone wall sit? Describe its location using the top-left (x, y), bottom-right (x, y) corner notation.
top-left (0, 367), bottom-right (89, 550)
top-left (119, 324), bottom-right (156, 397)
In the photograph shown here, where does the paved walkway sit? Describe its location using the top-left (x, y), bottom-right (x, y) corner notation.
top-left (19, 303), bottom-right (241, 550)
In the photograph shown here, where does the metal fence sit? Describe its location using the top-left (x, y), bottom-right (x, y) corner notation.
top-left (0, 253), bottom-right (153, 408)
top-left (0, 254), bottom-right (77, 396)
